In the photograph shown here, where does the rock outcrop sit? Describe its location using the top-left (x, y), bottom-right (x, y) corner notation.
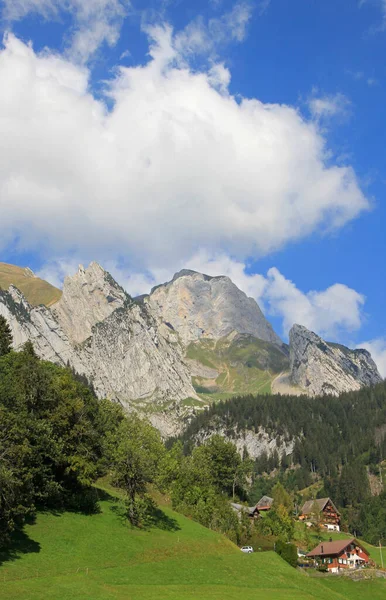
top-left (53, 262), bottom-right (127, 344)
top-left (148, 270), bottom-right (282, 346)
top-left (0, 264), bottom-right (198, 436)
top-left (193, 418), bottom-right (295, 460)
top-left (289, 324), bottom-right (382, 396)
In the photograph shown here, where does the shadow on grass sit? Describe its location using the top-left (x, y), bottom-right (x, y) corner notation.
top-left (0, 517), bottom-right (41, 568)
top-left (150, 507), bottom-right (181, 532)
top-left (0, 487), bottom-right (112, 568)
top-left (111, 501), bottom-right (181, 533)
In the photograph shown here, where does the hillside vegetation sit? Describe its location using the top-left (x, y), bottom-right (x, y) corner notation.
top-left (179, 383), bottom-right (386, 543)
top-left (187, 334), bottom-right (289, 400)
top-left (0, 262), bottom-right (62, 306)
top-left (1, 490), bottom-right (385, 600)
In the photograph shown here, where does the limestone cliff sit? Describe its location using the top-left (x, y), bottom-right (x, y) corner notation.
top-left (289, 324), bottom-right (382, 396)
top-left (148, 270), bottom-right (282, 346)
top-left (52, 262), bottom-right (127, 344)
top-left (0, 264), bottom-right (198, 436)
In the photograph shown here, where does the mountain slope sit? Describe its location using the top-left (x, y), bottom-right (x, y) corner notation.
top-left (148, 269), bottom-right (282, 346)
top-left (0, 262), bottom-right (62, 307)
top-left (289, 324), bottom-right (382, 396)
top-left (0, 264), bottom-right (198, 436)
top-left (187, 333), bottom-right (289, 401)
top-left (0, 262), bottom-right (383, 436)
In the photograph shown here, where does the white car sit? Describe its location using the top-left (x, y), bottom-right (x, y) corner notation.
top-left (240, 546), bottom-right (254, 554)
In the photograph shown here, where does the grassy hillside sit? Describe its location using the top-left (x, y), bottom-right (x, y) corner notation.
top-left (0, 488), bottom-right (385, 600)
top-left (0, 262), bottom-right (62, 307)
top-left (186, 334), bottom-right (289, 401)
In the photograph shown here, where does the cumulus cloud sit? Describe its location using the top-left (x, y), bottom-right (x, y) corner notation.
top-left (358, 338), bottom-right (386, 377)
top-left (0, 32), bottom-right (369, 276)
top-left (1, 0), bottom-right (131, 63)
top-left (263, 268), bottom-right (365, 339)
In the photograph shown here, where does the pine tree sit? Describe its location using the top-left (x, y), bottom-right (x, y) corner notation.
top-left (0, 316), bottom-right (12, 357)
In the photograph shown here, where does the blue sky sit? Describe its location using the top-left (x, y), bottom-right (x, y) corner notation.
top-left (0, 0), bottom-right (386, 373)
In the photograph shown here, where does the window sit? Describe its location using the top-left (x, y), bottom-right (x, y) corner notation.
top-left (338, 559), bottom-right (343, 564)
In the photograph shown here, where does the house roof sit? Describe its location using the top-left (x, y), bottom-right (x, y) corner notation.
top-left (307, 538), bottom-right (369, 558)
top-left (256, 495), bottom-right (274, 509)
top-left (301, 497), bottom-right (340, 516)
top-left (230, 503), bottom-right (258, 517)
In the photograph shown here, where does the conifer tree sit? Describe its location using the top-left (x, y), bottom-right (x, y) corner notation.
top-left (0, 316), bottom-right (12, 356)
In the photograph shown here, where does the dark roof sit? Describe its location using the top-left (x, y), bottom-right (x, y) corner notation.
top-left (301, 497), bottom-right (340, 516)
top-left (230, 503), bottom-right (258, 517)
top-left (256, 495), bottom-right (274, 509)
top-left (307, 538), bottom-right (369, 558)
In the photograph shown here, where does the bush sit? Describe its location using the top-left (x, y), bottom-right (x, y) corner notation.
top-left (275, 540), bottom-right (298, 568)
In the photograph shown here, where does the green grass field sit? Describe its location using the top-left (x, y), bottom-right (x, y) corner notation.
top-left (1, 488), bottom-right (385, 600)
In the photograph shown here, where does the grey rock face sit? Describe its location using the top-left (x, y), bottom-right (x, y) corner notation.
top-left (289, 324), bottom-right (382, 396)
top-left (83, 304), bottom-right (198, 407)
top-left (0, 265), bottom-right (198, 436)
top-left (193, 418), bottom-right (295, 459)
top-left (0, 286), bottom-right (84, 371)
top-left (148, 270), bottom-right (282, 346)
top-left (53, 262), bottom-right (128, 344)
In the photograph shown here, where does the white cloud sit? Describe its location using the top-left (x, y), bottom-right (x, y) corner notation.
top-left (358, 339), bottom-right (386, 377)
top-left (170, 2), bottom-right (253, 62)
top-left (308, 92), bottom-right (352, 123)
top-left (0, 32), bottom-right (370, 276)
top-left (1, 0), bottom-right (131, 63)
top-left (264, 268), bottom-right (365, 339)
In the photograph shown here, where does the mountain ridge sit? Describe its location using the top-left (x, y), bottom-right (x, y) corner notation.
top-left (0, 261), bottom-right (382, 437)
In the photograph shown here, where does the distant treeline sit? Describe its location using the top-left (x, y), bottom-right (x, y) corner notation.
top-left (179, 383), bottom-right (386, 478)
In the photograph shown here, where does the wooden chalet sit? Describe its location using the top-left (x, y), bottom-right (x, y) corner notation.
top-left (307, 538), bottom-right (369, 573)
top-left (299, 497), bottom-right (340, 531)
top-left (256, 495), bottom-right (274, 512)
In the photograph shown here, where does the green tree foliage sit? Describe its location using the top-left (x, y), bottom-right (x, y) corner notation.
top-left (0, 346), bottom-right (119, 547)
top-left (259, 505), bottom-right (294, 542)
top-left (272, 482), bottom-right (293, 514)
top-left (275, 540), bottom-right (298, 568)
top-left (178, 382), bottom-right (386, 499)
top-left (0, 316), bottom-right (12, 356)
top-left (162, 436), bottom-right (250, 542)
top-left (356, 491), bottom-right (386, 545)
top-left (110, 415), bottom-right (165, 525)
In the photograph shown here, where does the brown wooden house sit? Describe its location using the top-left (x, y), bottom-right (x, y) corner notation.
top-left (307, 538), bottom-right (369, 573)
top-left (299, 497), bottom-right (340, 531)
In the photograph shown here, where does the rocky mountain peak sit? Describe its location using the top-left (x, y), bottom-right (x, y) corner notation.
top-left (289, 324), bottom-right (382, 396)
top-left (148, 269), bottom-right (282, 346)
top-left (53, 262), bottom-right (129, 344)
